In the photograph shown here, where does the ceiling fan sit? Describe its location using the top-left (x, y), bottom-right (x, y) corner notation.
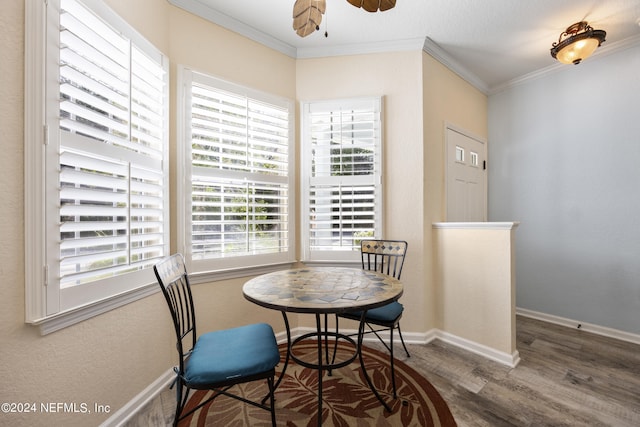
top-left (293, 0), bottom-right (397, 37)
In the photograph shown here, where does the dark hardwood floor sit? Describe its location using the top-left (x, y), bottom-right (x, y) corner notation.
top-left (399, 316), bottom-right (640, 427)
top-left (124, 316), bottom-right (640, 426)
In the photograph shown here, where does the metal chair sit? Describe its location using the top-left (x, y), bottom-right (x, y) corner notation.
top-left (338, 239), bottom-right (409, 398)
top-left (153, 254), bottom-right (280, 426)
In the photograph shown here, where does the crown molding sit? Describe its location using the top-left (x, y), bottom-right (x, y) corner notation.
top-left (167, 0), bottom-right (298, 58)
top-left (169, 0), bottom-right (639, 96)
top-left (167, 1), bottom-right (492, 92)
top-left (168, 1), bottom-right (426, 60)
top-left (168, 0), bottom-right (427, 61)
top-left (489, 33), bottom-right (640, 95)
top-left (422, 37), bottom-right (490, 94)
top-left (296, 37), bottom-right (426, 59)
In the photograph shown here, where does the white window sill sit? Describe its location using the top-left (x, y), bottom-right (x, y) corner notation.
top-left (300, 260), bottom-right (361, 268)
top-left (29, 262), bottom-right (298, 335)
top-left (28, 283), bottom-right (159, 335)
top-left (187, 262), bottom-right (297, 285)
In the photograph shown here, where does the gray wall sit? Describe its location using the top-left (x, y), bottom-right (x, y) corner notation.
top-left (488, 44), bottom-right (640, 334)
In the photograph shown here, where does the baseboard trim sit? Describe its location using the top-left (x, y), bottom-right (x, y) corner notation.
top-left (280, 326), bottom-right (437, 347)
top-left (99, 368), bottom-right (174, 427)
top-left (281, 326), bottom-right (518, 367)
top-left (434, 330), bottom-right (520, 367)
top-left (516, 307), bottom-right (640, 346)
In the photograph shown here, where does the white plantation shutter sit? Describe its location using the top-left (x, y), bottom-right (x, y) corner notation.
top-left (180, 70), bottom-right (294, 272)
top-left (302, 98), bottom-right (382, 262)
top-left (54, 0), bottom-right (168, 302)
top-left (25, 0), bottom-right (169, 327)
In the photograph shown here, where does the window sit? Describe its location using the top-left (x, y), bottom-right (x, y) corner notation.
top-left (301, 97), bottom-right (383, 263)
top-left (25, 0), bottom-right (169, 331)
top-left (178, 69), bottom-right (295, 276)
top-left (470, 151), bottom-right (479, 167)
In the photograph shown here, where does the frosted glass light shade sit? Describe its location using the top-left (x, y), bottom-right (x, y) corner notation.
top-left (550, 22), bottom-right (606, 65)
top-left (555, 37), bottom-right (601, 64)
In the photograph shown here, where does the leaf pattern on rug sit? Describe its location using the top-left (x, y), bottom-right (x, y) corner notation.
top-left (180, 341), bottom-right (456, 426)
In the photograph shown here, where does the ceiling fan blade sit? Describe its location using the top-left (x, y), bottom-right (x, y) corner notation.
top-left (293, 0), bottom-right (326, 37)
top-left (293, 0), bottom-right (326, 17)
top-left (293, 10), bottom-right (323, 36)
top-left (361, 0), bottom-right (379, 12)
top-left (346, 0), bottom-right (396, 12)
top-left (379, 0), bottom-right (396, 11)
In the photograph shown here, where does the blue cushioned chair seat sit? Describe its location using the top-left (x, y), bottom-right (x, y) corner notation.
top-left (184, 323), bottom-right (280, 387)
top-left (349, 301), bottom-right (403, 324)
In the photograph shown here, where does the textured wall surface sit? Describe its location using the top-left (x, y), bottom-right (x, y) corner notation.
top-left (422, 53), bottom-right (489, 328)
top-left (296, 51), bottom-right (428, 331)
top-left (2, 0), bottom-right (493, 424)
top-left (434, 224), bottom-right (518, 357)
top-left (0, 1), bottom-right (290, 425)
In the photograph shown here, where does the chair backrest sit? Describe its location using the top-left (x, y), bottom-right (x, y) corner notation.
top-left (154, 254), bottom-right (197, 368)
top-left (360, 239), bottom-right (408, 279)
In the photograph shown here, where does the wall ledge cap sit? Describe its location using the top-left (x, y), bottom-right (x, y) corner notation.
top-left (432, 221), bottom-right (520, 230)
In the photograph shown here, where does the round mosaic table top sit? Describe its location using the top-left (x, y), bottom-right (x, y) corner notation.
top-left (242, 267), bottom-right (403, 314)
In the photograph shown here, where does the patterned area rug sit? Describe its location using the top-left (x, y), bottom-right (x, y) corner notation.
top-left (180, 341), bottom-right (457, 426)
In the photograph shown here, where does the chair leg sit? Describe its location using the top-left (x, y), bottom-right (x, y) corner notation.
top-left (268, 375), bottom-right (276, 427)
top-left (173, 381), bottom-right (188, 427)
top-left (397, 323), bottom-right (410, 358)
top-left (389, 326), bottom-right (397, 399)
top-left (329, 315), bottom-right (340, 368)
top-left (173, 388), bottom-right (180, 427)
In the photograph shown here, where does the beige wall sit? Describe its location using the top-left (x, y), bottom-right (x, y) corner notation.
top-left (421, 54), bottom-right (488, 329)
top-left (165, 4), bottom-right (297, 335)
top-left (0, 0), bottom-right (488, 425)
top-left (434, 225), bottom-right (518, 358)
top-left (296, 52), bottom-right (427, 332)
top-left (0, 1), bottom-right (294, 426)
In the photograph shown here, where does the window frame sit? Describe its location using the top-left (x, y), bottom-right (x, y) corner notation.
top-left (300, 97), bottom-right (384, 264)
top-left (177, 67), bottom-right (296, 281)
top-left (24, 0), bottom-right (170, 333)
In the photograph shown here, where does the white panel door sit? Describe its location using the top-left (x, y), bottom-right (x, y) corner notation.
top-left (446, 127), bottom-right (487, 221)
